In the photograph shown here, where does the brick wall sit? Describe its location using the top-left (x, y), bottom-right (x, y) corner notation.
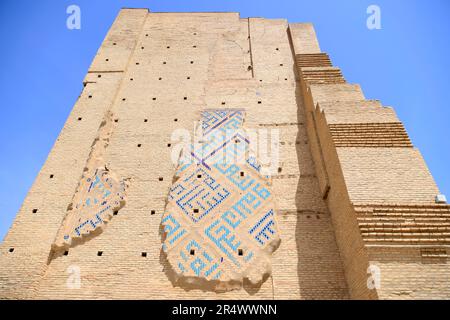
top-left (292, 22), bottom-right (449, 299)
top-left (0, 9), bottom-right (349, 299)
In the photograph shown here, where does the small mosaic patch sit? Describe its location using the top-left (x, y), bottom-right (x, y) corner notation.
top-left (53, 167), bottom-right (127, 248)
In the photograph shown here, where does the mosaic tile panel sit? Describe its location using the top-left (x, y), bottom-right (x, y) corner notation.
top-left (53, 167), bottom-right (127, 249)
top-left (162, 109), bottom-right (280, 290)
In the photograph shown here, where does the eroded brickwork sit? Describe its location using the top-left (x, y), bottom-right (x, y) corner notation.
top-left (294, 26), bottom-right (449, 299)
top-left (0, 8), bottom-right (446, 300)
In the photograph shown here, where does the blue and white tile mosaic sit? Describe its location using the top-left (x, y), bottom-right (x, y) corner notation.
top-left (162, 109), bottom-right (280, 288)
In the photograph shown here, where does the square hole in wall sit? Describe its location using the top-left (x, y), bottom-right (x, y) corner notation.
top-left (113, 210), bottom-right (118, 216)
top-left (151, 210), bottom-right (156, 215)
top-left (9, 248), bottom-right (14, 253)
top-left (137, 144), bottom-right (142, 148)
top-left (184, 97), bottom-right (187, 100)
top-left (158, 177), bottom-right (164, 181)
top-left (167, 143), bottom-right (171, 147)
top-left (163, 61), bottom-right (166, 64)
top-left (197, 174), bottom-right (202, 179)
top-left (97, 251), bottom-right (103, 256)
top-left (122, 98), bottom-right (126, 101)
top-left (130, 78), bottom-right (134, 81)
top-left (141, 46), bottom-right (144, 50)
top-left (135, 62), bottom-right (140, 65)
top-left (167, 46), bottom-right (170, 49)
top-left (49, 174), bottom-right (54, 179)
top-left (190, 249), bottom-right (195, 255)
top-left (141, 252), bottom-right (147, 257)
top-left (187, 76), bottom-right (190, 80)
top-left (97, 74), bottom-right (102, 78)
top-left (193, 208), bottom-right (199, 214)
top-left (158, 77), bottom-right (162, 80)
top-left (77, 117), bottom-right (82, 121)
top-left (88, 95), bottom-right (93, 99)
top-left (64, 251), bottom-right (69, 256)
top-left (32, 209), bottom-right (38, 214)
top-left (174, 118), bottom-right (178, 122)
top-left (240, 172), bottom-right (245, 177)
top-left (114, 119), bottom-right (119, 123)
top-left (280, 64), bottom-right (283, 66)
top-left (144, 119), bottom-right (148, 122)
top-left (258, 101), bottom-right (262, 104)
top-left (238, 249), bottom-right (243, 256)
top-left (152, 98), bottom-right (156, 101)
top-left (190, 61), bottom-right (194, 64)
top-left (221, 102), bottom-right (226, 105)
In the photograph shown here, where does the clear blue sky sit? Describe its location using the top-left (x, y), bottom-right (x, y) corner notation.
top-left (0, 0), bottom-right (449, 240)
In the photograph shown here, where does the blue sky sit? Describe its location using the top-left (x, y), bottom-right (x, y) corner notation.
top-left (0, 0), bottom-right (449, 240)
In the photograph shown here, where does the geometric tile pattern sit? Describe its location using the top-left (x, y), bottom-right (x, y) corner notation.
top-left (162, 109), bottom-right (280, 289)
top-left (53, 167), bottom-right (127, 249)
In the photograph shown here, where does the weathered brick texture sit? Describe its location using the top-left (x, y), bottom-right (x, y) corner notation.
top-left (293, 22), bottom-right (449, 299)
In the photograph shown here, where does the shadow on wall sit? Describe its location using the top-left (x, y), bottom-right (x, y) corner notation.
top-left (293, 71), bottom-right (350, 299)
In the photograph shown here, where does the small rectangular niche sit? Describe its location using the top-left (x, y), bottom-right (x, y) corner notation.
top-left (97, 251), bottom-right (103, 256)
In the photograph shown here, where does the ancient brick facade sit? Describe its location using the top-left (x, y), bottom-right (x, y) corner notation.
top-left (0, 9), bottom-right (448, 299)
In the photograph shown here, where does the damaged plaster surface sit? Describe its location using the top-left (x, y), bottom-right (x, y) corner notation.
top-left (53, 110), bottom-right (128, 250)
top-left (162, 109), bottom-right (280, 291)
top-left (53, 167), bottom-right (127, 249)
